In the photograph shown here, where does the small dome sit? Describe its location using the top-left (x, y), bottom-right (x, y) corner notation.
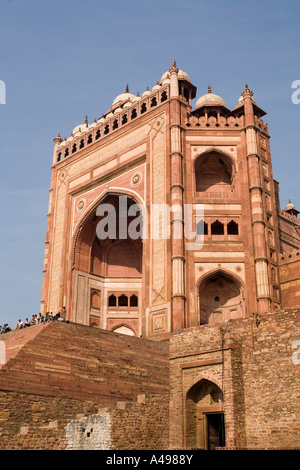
top-left (72, 124), bottom-right (86, 135)
top-left (132, 93), bottom-right (141, 102)
top-left (106, 112), bottom-right (114, 119)
top-left (142, 87), bottom-right (151, 97)
top-left (112, 86), bottom-right (136, 106)
top-left (285, 200), bottom-right (296, 211)
top-left (89, 119), bottom-right (97, 128)
top-left (72, 116), bottom-right (89, 135)
top-left (160, 71), bottom-right (170, 84)
top-left (195, 85), bottom-right (226, 109)
top-left (237, 94), bottom-right (256, 105)
top-left (114, 107), bottom-right (123, 114)
top-left (152, 81), bottom-right (161, 92)
top-left (178, 69), bottom-right (191, 82)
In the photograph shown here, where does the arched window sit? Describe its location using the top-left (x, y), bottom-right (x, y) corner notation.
top-left (79, 139), bottom-right (84, 149)
top-left (57, 152), bottom-right (62, 162)
top-left (211, 220), bottom-right (224, 235)
top-left (72, 143), bottom-right (77, 153)
top-left (113, 119), bottom-right (118, 130)
top-left (122, 114), bottom-right (127, 125)
top-left (118, 294), bottom-right (128, 307)
top-left (104, 125), bottom-right (109, 135)
top-left (161, 91), bottom-right (167, 102)
top-left (95, 129), bottom-right (101, 140)
top-left (130, 294), bottom-right (138, 307)
top-left (227, 220), bottom-right (239, 235)
top-left (108, 294), bottom-right (117, 307)
top-left (131, 109), bottom-right (137, 119)
top-left (151, 97), bottom-right (157, 108)
top-left (196, 220), bottom-right (208, 236)
top-left (64, 148), bottom-right (69, 158)
top-left (87, 134), bottom-right (93, 144)
top-left (141, 103), bottom-right (147, 114)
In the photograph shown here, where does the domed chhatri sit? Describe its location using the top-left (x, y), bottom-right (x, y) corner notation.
top-left (195, 84), bottom-right (226, 109)
top-left (112, 85), bottom-right (137, 107)
top-left (284, 200), bottom-right (299, 218)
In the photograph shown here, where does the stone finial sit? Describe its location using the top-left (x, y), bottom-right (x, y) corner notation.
top-left (242, 83), bottom-right (254, 98)
top-left (137, 91), bottom-right (140, 97)
top-left (208, 84), bottom-right (212, 94)
top-left (84, 115), bottom-right (88, 126)
top-left (54, 131), bottom-right (62, 144)
top-left (126, 84), bottom-right (129, 93)
top-left (169, 60), bottom-right (179, 74)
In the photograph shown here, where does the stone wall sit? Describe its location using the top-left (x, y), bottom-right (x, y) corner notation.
top-left (279, 253), bottom-right (300, 308)
top-left (169, 308), bottom-right (300, 450)
top-left (0, 392), bottom-right (169, 450)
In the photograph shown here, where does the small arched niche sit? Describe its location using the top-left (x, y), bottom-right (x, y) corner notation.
top-left (199, 271), bottom-right (243, 325)
top-left (195, 151), bottom-right (234, 195)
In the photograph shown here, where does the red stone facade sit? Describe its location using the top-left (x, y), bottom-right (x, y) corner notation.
top-left (1, 62), bottom-right (300, 450)
top-left (40, 62), bottom-right (300, 337)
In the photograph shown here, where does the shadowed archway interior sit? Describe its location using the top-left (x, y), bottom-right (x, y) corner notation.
top-left (199, 271), bottom-right (243, 325)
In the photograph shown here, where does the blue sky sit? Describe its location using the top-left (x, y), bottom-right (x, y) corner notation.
top-left (0, 0), bottom-right (299, 327)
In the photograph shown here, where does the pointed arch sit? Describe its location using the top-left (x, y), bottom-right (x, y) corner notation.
top-left (198, 269), bottom-right (244, 325)
top-left (194, 148), bottom-right (236, 195)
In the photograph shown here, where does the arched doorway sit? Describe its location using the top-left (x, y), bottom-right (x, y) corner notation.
top-left (186, 379), bottom-right (225, 450)
top-left (72, 193), bottom-right (143, 332)
top-left (199, 271), bottom-right (243, 325)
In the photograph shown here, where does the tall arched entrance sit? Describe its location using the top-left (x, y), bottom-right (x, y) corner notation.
top-left (199, 271), bottom-right (244, 325)
top-left (72, 193), bottom-right (143, 335)
top-left (186, 379), bottom-right (225, 450)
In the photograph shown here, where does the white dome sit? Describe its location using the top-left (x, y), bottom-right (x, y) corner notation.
top-left (132, 94), bottom-right (141, 102)
top-left (142, 87), bottom-right (151, 97)
top-left (237, 94), bottom-right (256, 105)
top-left (160, 71), bottom-right (170, 84)
top-left (112, 91), bottom-right (136, 106)
top-left (152, 81), bottom-right (161, 92)
top-left (89, 119), bottom-right (97, 128)
top-left (72, 124), bottom-right (85, 135)
top-left (178, 69), bottom-right (191, 82)
top-left (195, 87), bottom-right (226, 109)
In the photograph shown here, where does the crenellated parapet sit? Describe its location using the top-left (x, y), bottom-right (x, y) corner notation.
top-left (54, 84), bottom-right (169, 164)
top-left (185, 113), bottom-right (244, 129)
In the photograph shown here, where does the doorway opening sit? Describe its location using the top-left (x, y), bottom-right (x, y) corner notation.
top-left (206, 412), bottom-right (225, 450)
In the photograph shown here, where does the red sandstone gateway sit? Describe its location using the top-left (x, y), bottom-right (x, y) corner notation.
top-left (0, 62), bottom-right (299, 451)
top-left (41, 61), bottom-right (300, 336)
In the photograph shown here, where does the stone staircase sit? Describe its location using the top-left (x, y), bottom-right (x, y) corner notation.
top-left (0, 321), bottom-right (170, 403)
